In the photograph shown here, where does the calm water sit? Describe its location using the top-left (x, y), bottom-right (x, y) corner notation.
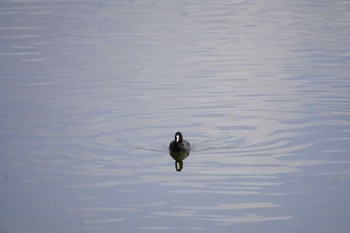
top-left (1, 0), bottom-right (350, 232)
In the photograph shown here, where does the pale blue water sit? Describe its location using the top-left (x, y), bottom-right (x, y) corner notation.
top-left (1, 1), bottom-right (350, 233)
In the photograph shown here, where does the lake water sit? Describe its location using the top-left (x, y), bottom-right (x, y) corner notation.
top-left (1, 0), bottom-right (350, 232)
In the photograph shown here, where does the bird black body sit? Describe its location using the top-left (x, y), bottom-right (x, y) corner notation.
top-left (169, 132), bottom-right (191, 171)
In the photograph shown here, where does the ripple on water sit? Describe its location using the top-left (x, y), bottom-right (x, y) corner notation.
top-left (1, 0), bottom-right (349, 232)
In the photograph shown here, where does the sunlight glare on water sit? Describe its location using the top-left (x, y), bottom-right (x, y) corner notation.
top-left (0, 0), bottom-right (350, 233)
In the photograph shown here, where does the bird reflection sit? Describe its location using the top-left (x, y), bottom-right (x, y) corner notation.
top-left (169, 132), bottom-right (191, 172)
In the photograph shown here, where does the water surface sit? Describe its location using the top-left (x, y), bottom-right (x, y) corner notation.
top-left (1, 1), bottom-right (350, 233)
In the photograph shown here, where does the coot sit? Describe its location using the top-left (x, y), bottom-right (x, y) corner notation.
top-left (169, 132), bottom-right (191, 152)
top-left (169, 132), bottom-right (191, 172)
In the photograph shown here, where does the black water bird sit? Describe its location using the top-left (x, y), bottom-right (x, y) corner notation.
top-left (169, 132), bottom-right (191, 171)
